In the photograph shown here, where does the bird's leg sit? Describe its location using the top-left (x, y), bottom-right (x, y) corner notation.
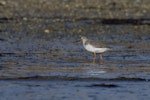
top-left (93, 52), bottom-right (96, 63)
top-left (100, 53), bottom-right (103, 64)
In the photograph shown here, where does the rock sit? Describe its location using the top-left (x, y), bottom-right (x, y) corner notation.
top-left (0, 1), bottom-right (6, 6)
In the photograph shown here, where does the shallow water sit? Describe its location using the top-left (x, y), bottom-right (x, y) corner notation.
top-left (0, 80), bottom-right (150, 100)
top-left (0, 30), bottom-right (150, 99)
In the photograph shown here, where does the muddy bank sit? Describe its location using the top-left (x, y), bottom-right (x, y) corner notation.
top-left (0, 0), bottom-right (150, 37)
top-left (0, 0), bottom-right (150, 18)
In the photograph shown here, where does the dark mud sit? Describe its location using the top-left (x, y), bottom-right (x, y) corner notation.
top-left (0, 0), bottom-right (150, 100)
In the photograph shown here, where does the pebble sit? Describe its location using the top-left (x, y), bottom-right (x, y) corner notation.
top-left (0, 1), bottom-right (6, 6)
top-left (44, 29), bottom-right (50, 33)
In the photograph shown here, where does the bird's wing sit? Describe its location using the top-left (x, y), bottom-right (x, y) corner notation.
top-left (88, 40), bottom-right (106, 48)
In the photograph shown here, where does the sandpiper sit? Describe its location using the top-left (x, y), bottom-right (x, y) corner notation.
top-left (80, 36), bottom-right (110, 64)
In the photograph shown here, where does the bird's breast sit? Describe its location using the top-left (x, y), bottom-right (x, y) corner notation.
top-left (84, 44), bottom-right (96, 52)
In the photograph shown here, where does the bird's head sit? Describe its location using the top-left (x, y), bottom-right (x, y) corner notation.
top-left (80, 36), bottom-right (88, 43)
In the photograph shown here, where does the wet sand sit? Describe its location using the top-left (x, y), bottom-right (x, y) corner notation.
top-left (0, 0), bottom-right (150, 100)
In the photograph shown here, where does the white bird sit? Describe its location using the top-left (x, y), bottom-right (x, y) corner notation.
top-left (80, 36), bottom-right (110, 64)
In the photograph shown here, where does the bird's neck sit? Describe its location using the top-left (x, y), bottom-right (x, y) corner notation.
top-left (82, 40), bottom-right (87, 46)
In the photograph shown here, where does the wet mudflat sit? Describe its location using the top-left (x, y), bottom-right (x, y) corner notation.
top-left (0, 0), bottom-right (150, 100)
